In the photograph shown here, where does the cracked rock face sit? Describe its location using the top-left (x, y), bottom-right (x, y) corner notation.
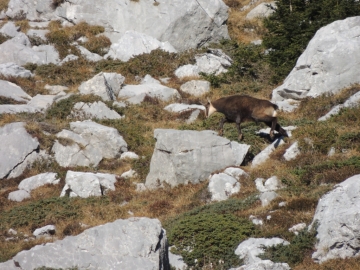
top-left (311, 174), bottom-right (360, 263)
top-left (145, 129), bottom-right (250, 189)
top-left (0, 122), bottom-right (39, 179)
top-left (0, 217), bottom-right (170, 270)
top-left (52, 120), bottom-right (128, 168)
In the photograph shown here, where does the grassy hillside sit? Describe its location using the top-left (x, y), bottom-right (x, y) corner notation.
top-left (1, 0), bottom-right (360, 269)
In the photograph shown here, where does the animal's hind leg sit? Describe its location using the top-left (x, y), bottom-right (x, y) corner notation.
top-left (236, 115), bottom-right (243, 140)
top-left (218, 117), bottom-right (227, 136)
top-left (275, 124), bottom-right (288, 137)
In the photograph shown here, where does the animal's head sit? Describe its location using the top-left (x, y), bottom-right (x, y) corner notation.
top-left (204, 98), bottom-right (217, 118)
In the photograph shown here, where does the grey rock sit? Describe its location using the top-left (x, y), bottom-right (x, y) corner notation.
top-left (8, 190), bottom-right (30, 202)
top-left (0, 62), bottom-right (33, 78)
top-left (7, 150), bottom-right (51, 179)
top-left (0, 33), bottom-right (59, 65)
top-left (120, 151), bottom-right (139, 160)
top-left (105, 30), bottom-right (177, 62)
top-left (283, 141), bottom-right (300, 161)
top-left (208, 172), bottom-right (240, 201)
top-left (259, 191), bottom-right (278, 207)
top-left (223, 167), bottom-right (249, 180)
top-left (78, 72), bottom-right (125, 101)
top-left (33, 225), bottom-right (56, 238)
top-left (0, 104), bottom-right (40, 114)
top-left (0, 79), bottom-right (32, 103)
top-left (55, 0), bottom-right (229, 51)
top-left (76, 45), bottom-right (103, 62)
top-left (145, 129), bottom-right (250, 188)
top-left (60, 170), bottom-right (117, 198)
top-left (289, 223), bottom-right (307, 235)
top-left (252, 137), bottom-right (285, 167)
top-left (119, 84), bottom-right (180, 104)
top-left (231, 260), bottom-right (290, 270)
top-left (0, 217), bottom-right (169, 270)
top-left (186, 110), bottom-right (201, 124)
top-left (6, 0), bottom-right (56, 21)
top-left (255, 176), bottom-right (282, 193)
top-left (235, 237), bottom-right (290, 264)
top-left (246, 2), bottom-right (276, 20)
top-left (311, 174), bottom-right (360, 263)
top-left (180, 80), bottom-right (211, 97)
top-left (0, 21), bottom-right (19, 37)
top-left (121, 169), bottom-right (138, 179)
top-left (0, 122), bottom-right (39, 179)
top-left (169, 250), bottom-right (187, 270)
top-left (52, 120), bottom-right (128, 167)
top-left (141, 74), bottom-right (161, 85)
top-left (18, 172), bottom-right (59, 192)
top-left (59, 54), bottom-right (79, 65)
top-left (273, 17), bottom-right (360, 101)
top-left (174, 64), bottom-right (200, 79)
top-left (164, 103), bottom-right (205, 113)
top-left (27, 29), bottom-right (49, 41)
top-left (318, 91), bottom-right (360, 121)
top-left (69, 101), bottom-right (123, 120)
top-left (44, 84), bottom-right (69, 95)
top-left (27, 94), bottom-right (63, 112)
top-left (175, 49), bottom-right (232, 78)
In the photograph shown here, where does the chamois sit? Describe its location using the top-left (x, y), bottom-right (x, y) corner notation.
top-left (205, 95), bottom-right (288, 140)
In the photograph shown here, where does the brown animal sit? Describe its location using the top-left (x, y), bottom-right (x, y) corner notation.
top-left (204, 95), bottom-right (288, 140)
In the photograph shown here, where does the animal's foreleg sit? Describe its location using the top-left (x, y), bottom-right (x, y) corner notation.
top-left (275, 124), bottom-right (288, 137)
top-left (236, 115), bottom-right (243, 140)
top-left (218, 118), bottom-right (227, 136)
top-left (270, 118), bottom-right (277, 139)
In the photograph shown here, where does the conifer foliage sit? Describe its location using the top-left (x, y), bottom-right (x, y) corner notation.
top-left (263, 0), bottom-right (360, 83)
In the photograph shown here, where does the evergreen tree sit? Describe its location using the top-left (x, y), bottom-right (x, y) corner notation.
top-left (263, 0), bottom-right (360, 83)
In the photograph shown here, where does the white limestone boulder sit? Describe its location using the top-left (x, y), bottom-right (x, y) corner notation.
top-left (175, 49), bottom-right (232, 79)
top-left (105, 30), bottom-right (177, 62)
top-left (18, 173), bottom-right (60, 192)
top-left (164, 103), bottom-right (205, 113)
top-left (318, 91), bottom-right (360, 121)
top-left (283, 141), bottom-right (300, 161)
top-left (0, 217), bottom-right (169, 270)
top-left (0, 21), bottom-right (19, 37)
top-left (75, 45), bottom-right (103, 62)
top-left (246, 2), bottom-right (276, 20)
top-left (272, 16), bottom-right (360, 102)
top-left (180, 80), bottom-right (211, 97)
top-left (52, 120), bottom-right (128, 167)
top-left (0, 63), bottom-right (33, 78)
top-left (60, 170), bottom-right (117, 198)
top-left (208, 172), bottom-right (240, 201)
top-left (33, 225), bottom-right (56, 238)
top-left (235, 237), bottom-right (290, 264)
top-left (55, 0), bottom-right (229, 51)
top-left (311, 174), bottom-right (360, 263)
top-left (78, 72), bottom-right (125, 101)
top-left (0, 79), bottom-right (32, 103)
top-left (8, 190), bottom-right (30, 202)
top-left (69, 101), bottom-right (123, 120)
top-left (118, 84), bottom-right (180, 104)
top-left (145, 129), bottom-right (250, 189)
top-left (0, 122), bottom-right (39, 179)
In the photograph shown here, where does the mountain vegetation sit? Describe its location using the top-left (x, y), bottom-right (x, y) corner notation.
top-left (1, 0), bottom-right (360, 269)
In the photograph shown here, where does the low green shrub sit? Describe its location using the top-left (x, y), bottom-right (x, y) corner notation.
top-left (0, 197), bottom-right (80, 230)
top-left (167, 212), bottom-right (256, 269)
top-left (259, 225), bottom-right (318, 267)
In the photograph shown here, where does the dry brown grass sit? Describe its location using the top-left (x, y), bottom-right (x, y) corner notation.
top-left (294, 257), bottom-right (360, 270)
top-left (0, 0), bottom-right (9, 12)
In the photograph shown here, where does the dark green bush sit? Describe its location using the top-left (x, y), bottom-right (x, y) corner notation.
top-left (259, 225), bottom-right (317, 266)
top-left (167, 213), bottom-right (256, 269)
top-left (0, 197), bottom-right (80, 230)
